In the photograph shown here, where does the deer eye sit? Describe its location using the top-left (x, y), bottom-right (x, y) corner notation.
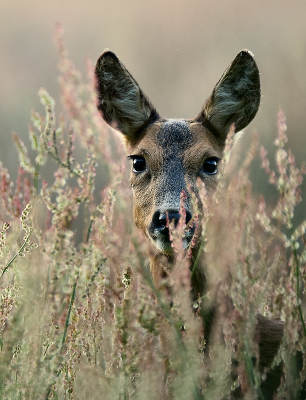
top-left (203, 157), bottom-right (219, 175)
top-left (130, 156), bottom-right (147, 173)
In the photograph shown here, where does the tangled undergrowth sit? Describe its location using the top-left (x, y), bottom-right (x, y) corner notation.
top-left (0, 30), bottom-right (305, 399)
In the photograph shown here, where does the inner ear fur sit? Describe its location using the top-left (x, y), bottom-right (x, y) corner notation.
top-left (197, 50), bottom-right (261, 141)
top-left (95, 50), bottom-right (159, 141)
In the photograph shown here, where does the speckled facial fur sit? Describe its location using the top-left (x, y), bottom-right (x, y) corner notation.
top-left (126, 118), bottom-right (225, 252)
top-left (155, 120), bottom-right (192, 212)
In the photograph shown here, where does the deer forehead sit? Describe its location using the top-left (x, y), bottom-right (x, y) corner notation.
top-left (131, 119), bottom-right (225, 166)
top-left (157, 119), bottom-right (192, 149)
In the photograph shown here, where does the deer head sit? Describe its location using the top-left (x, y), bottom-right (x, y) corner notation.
top-left (95, 50), bottom-right (260, 255)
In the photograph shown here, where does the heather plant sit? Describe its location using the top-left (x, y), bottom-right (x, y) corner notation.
top-left (0, 31), bottom-right (305, 399)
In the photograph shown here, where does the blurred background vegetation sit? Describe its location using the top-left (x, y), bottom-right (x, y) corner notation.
top-left (1, 0), bottom-right (306, 218)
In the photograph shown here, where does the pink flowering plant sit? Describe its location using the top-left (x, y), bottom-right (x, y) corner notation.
top-left (0, 31), bottom-right (305, 399)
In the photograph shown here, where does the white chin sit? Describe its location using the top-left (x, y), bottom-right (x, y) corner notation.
top-left (151, 237), bottom-right (191, 254)
top-left (154, 238), bottom-right (173, 253)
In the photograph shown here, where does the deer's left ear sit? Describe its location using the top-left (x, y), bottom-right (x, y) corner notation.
top-left (197, 50), bottom-right (260, 140)
top-left (95, 50), bottom-right (159, 141)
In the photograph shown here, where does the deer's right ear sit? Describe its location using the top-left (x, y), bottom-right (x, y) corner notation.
top-left (95, 51), bottom-right (159, 142)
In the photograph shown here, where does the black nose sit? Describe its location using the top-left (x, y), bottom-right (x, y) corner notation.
top-left (151, 209), bottom-right (192, 232)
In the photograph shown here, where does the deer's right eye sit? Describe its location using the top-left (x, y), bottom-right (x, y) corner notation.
top-left (131, 156), bottom-right (147, 173)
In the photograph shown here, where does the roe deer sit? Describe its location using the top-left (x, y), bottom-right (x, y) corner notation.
top-left (95, 51), bottom-right (305, 399)
top-left (95, 49), bottom-right (260, 301)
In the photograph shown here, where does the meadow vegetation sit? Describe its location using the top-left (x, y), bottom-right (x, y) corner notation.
top-left (0, 34), bottom-right (305, 399)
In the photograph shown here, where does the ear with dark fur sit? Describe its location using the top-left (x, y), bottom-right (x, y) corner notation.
top-left (95, 51), bottom-right (159, 142)
top-left (196, 50), bottom-right (260, 140)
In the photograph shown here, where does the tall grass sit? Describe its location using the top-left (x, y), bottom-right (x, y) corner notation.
top-left (0, 32), bottom-right (305, 399)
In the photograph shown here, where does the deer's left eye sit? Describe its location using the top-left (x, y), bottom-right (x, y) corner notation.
top-left (129, 156), bottom-right (147, 173)
top-left (203, 157), bottom-right (219, 175)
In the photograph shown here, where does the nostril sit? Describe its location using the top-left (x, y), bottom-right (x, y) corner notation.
top-left (151, 211), bottom-right (162, 230)
top-left (185, 210), bottom-right (192, 225)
